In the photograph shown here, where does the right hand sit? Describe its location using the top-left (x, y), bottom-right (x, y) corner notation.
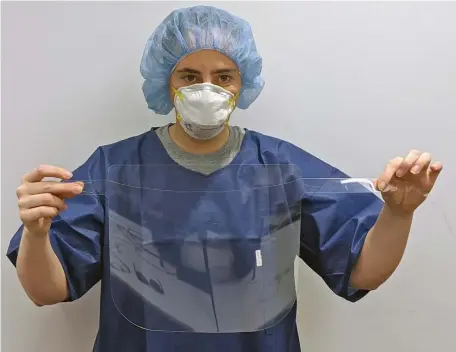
top-left (16, 165), bottom-right (84, 236)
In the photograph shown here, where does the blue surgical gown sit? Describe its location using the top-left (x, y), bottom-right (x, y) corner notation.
top-left (6, 128), bottom-right (383, 352)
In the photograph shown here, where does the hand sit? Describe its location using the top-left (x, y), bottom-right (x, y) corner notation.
top-left (375, 150), bottom-right (443, 215)
top-left (16, 165), bottom-right (84, 236)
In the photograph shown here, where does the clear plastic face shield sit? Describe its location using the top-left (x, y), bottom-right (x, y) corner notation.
top-left (69, 162), bottom-right (452, 333)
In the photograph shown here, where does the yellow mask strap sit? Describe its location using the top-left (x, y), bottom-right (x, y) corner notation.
top-left (172, 87), bottom-right (184, 101)
top-left (225, 94), bottom-right (239, 125)
top-left (229, 92), bottom-right (240, 108)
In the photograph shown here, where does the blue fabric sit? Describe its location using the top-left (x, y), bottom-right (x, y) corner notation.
top-left (6, 128), bottom-right (383, 351)
top-left (140, 5), bottom-right (264, 115)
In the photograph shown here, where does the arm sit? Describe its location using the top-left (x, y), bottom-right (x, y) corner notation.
top-left (13, 165), bottom-right (84, 306)
top-left (350, 150), bottom-right (442, 290)
top-left (17, 228), bottom-right (69, 305)
top-left (350, 204), bottom-right (412, 290)
top-left (8, 151), bottom-right (105, 305)
top-left (286, 143), bottom-right (441, 301)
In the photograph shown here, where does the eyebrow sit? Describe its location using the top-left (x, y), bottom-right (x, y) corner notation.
top-left (212, 68), bottom-right (238, 74)
top-left (175, 68), bottom-right (202, 74)
top-left (175, 68), bottom-right (238, 75)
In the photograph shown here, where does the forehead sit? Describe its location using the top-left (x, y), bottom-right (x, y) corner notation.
top-left (173, 50), bottom-right (238, 72)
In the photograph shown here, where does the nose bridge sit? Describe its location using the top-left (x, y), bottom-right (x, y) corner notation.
top-left (201, 71), bottom-right (213, 83)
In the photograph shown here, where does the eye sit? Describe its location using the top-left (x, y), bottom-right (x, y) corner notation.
top-left (218, 75), bottom-right (232, 84)
top-left (183, 74), bottom-right (197, 83)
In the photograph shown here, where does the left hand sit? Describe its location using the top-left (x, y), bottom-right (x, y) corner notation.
top-left (375, 149), bottom-right (443, 215)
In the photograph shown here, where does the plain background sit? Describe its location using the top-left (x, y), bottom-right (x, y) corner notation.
top-left (2, 1), bottom-right (456, 351)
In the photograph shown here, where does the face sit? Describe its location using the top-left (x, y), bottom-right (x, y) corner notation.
top-left (169, 50), bottom-right (242, 103)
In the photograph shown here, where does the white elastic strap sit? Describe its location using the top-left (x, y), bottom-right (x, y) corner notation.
top-left (340, 178), bottom-right (377, 193)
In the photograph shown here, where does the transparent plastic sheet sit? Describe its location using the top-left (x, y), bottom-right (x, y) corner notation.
top-left (295, 176), bottom-right (453, 241)
top-left (70, 165), bottom-right (453, 332)
top-left (78, 164), bottom-right (303, 332)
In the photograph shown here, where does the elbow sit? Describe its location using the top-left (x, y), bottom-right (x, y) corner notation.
top-left (349, 272), bottom-right (386, 291)
top-left (354, 281), bottom-right (382, 291)
top-left (29, 295), bottom-right (65, 307)
top-left (30, 298), bottom-right (45, 307)
top-left (22, 286), bottom-right (67, 306)
top-left (17, 273), bottom-right (68, 307)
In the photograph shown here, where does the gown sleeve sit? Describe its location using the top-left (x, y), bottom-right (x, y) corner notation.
top-left (6, 148), bottom-right (105, 302)
top-left (299, 169), bottom-right (383, 302)
top-left (281, 142), bottom-right (384, 302)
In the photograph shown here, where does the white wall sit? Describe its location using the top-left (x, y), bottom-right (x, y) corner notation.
top-left (2, 2), bottom-right (455, 351)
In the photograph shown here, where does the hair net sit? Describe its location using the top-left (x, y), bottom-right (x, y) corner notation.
top-left (140, 5), bottom-right (265, 115)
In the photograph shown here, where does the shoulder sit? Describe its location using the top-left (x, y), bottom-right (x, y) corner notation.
top-left (72, 128), bottom-right (157, 177)
top-left (245, 129), bottom-right (347, 178)
top-left (98, 129), bottom-right (155, 156)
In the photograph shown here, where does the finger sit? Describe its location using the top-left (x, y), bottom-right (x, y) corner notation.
top-left (17, 181), bottom-right (84, 197)
top-left (22, 165), bottom-right (73, 183)
top-left (410, 152), bottom-right (432, 174)
top-left (376, 157), bottom-right (403, 192)
top-left (18, 193), bottom-right (67, 211)
top-left (430, 161), bottom-right (443, 172)
top-left (428, 162), bottom-right (443, 184)
top-left (373, 179), bottom-right (398, 194)
top-left (20, 206), bottom-right (60, 223)
top-left (396, 150), bottom-right (421, 177)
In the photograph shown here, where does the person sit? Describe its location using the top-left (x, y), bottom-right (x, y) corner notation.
top-left (7, 5), bottom-right (442, 352)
